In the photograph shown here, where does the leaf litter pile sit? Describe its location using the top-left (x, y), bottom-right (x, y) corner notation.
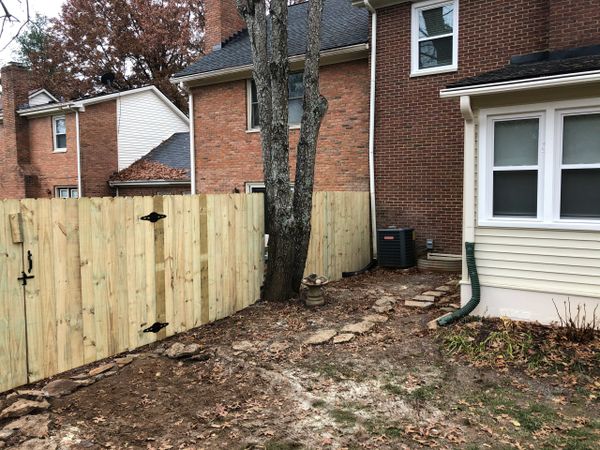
top-left (2, 269), bottom-right (599, 449)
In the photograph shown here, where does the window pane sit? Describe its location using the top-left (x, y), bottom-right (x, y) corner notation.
top-left (288, 73), bottom-right (304, 99)
top-left (56, 134), bottom-right (67, 149)
top-left (562, 114), bottom-right (600, 165)
top-left (419, 5), bottom-right (454, 38)
top-left (250, 80), bottom-right (258, 103)
top-left (70, 189), bottom-right (79, 198)
top-left (418, 37), bottom-right (453, 69)
top-left (58, 188), bottom-right (68, 198)
top-left (493, 170), bottom-right (537, 217)
top-left (494, 119), bottom-right (539, 166)
top-left (55, 118), bottom-right (66, 134)
top-left (289, 99), bottom-right (303, 125)
top-left (251, 104), bottom-right (260, 128)
top-left (560, 169), bottom-right (600, 218)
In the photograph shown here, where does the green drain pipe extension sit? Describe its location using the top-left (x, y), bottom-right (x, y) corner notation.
top-left (437, 242), bottom-right (480, 327)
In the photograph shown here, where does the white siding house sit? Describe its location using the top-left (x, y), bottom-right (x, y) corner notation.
top-left (116, 87), bottom-right (189, 170)
top-left (441, 68), bottom-right (600, 325)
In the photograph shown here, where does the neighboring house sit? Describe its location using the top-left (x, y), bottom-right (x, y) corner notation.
top-left (171, 0), bottom-right (371, 195)
top-left (0, 63), bottom-right (190, 199)
top-left (109, 132), bottom-right (191, 196)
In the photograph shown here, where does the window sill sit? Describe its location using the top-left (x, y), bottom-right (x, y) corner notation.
top-left (53, 148), bottom-right (67, 153)
top-left (478, 218), bottom-right (600, 232)
top-left (410, 65), bottom-right (458, 78)
top-left (245, 125), bottom-right (301, 134)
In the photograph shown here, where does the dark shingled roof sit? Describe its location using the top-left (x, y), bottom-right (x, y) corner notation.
top-left (448, 45), bottom-right (600, 89)
top-left (174, 0), bottom-right (369, 78)
top-left (143, 132), bottom-right (190, 173)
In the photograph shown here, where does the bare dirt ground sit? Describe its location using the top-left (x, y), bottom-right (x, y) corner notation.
top-left (2, 268), bottom-right (599, 449)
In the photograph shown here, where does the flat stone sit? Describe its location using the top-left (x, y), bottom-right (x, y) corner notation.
top-left (405, 300), bottom-right (434, 308)
top-left (73, 378), bottom-right (96, 387)
top-left (69, 373), bottom-right (89, 380)
top-left (4, 413), bottom-right (50, 438)
top-left (435, 285), bottom-right (453, 292)
top-left (165, 342), bottom-right (202, 359)
top-left (450, 303), bottom-right (460, 309)
top-left (428, 312), bottom-right (453, 330)
top-left (341, 321), bottom-right (375, 334)
top-left (304, 329), bottom-right (337, 345)
top-left (372, 304), bottom-right (393, 313)
top-left (88, 363), bottom-right (116, 377)
top-left (187, 352), bottom-right (211, 362)
top-left (333, 333), bottom-right (355, 344)
top-left (43, 379), bottom-right (79, 398)
top-left (422, 291), bottom-right (444, 297)
top-left (375, 296), bottom-right (396, 307)
top-left (231, 340), bottom-right (255, 352)
top-left (16, 438), bottom-right (57, 450)
top-left (15, 390), bottom-right (45, 400)
top-left (114, 356), bottom-right (134, 367)
top-left (363, 314), bottom-right (389, 323)
top-left (0, 429), bottom-right (14, 440)
top-left (412, 295), bottom-right (436, 302)
top-left (0, 399), bottom-right (50, 420)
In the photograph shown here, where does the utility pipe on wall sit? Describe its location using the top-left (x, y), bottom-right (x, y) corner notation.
top-left (364, 0), bottom-right (378, 258)
top-left (75, 108), bottom-right (83, 197)
top-left (188, 90), bottom-right (196, 195)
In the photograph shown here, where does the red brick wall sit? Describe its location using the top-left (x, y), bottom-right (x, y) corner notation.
top-left (374, 0), bottom-right (551, 254)
top-left (0, 64), bottom-right (32, 199)
top-left (193, 59), bottom-right (370, 193)
top-left (80, 101), bottom-right (119, 197)
top-left (549, 0), bottom-right (600, 50)
top-left (26, 113), bottom-right (78, 198)
top-left (115, 185), bottom-right (191, 197)
top-left (204, 0), bottom-right (245, 52)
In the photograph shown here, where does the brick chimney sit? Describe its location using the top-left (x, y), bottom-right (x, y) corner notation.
top-left (1, 62), bottom-right (32, 198)
top-left (548, 0), bottom-right (600, 50)
top-left (204, 0), bottom-right (246, 52)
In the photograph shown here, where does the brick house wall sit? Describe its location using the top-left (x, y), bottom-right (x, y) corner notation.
top-left (26, 113), bottom-right (79, 198)
top-left (374, 0), bottom-right (559, 255)
top-left (80, 101), bottom-right (119, 197)
top-left (193, 59), bottom-right (370, 193)
top-left (549, 0), bottom-right (600, 50)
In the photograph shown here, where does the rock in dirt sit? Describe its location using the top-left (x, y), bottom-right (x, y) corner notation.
top-left (363, 314), bottom-right (389, 323)
top-left (333, 333), bottom-right (355, 344)
top-left (375, 296), bottom-right (396, 307)
top-left (114, 356), bottom-right (134, 367)
top-left (0, 399), bottom-right (50, 420)
top-left (342, 321), bottom-right (375, 334)
top-left (304, 329), bottom-right (337, 345)
top-left (69, 373), bottom-right (89, 380)
top-left (0, 429), bottom-right (15, 440)
top-left (15, 438), bottom-right (57, 450)
top-left (187, 352), bottom-right (211, 362)
top-left (15, 390), bottom-right (45, 400)
top-left (231, 340), bottom-right (256, 352)
top-left (88, 363), bottom-right (116, 377)
top-left (268, 342), bottom-right (290, 353)
top-left (43, 379), bottom-right (79, 398)
top-left (4, 413), bottom-right (50, 439)
top-left (165, 343), bottom-right (202, 359)
top-left (372, 304), bottom-right (393, 313)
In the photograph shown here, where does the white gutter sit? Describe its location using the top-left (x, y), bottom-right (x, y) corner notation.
top-left (75, 109), bottom-right (83, 196)
top-left (108, 180), bottom-right (191, 187)
top-left (188, 91), bottom-right (196, 195)
top-left (364, 0), bottom-right (378, 258)
top-left (440, 70), bottom-right (600, 98)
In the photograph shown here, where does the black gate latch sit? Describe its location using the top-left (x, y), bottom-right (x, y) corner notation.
top-left (140, 212), bottom-right (167, 223)
top-left (18, 271), bottom-right (35, 286)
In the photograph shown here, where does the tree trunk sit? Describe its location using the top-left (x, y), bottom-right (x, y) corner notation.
top-left (237, 0), bottom-right (327, 301)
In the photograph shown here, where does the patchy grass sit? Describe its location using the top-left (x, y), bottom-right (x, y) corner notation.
top-left (329, 408), bottom-right (357, 427)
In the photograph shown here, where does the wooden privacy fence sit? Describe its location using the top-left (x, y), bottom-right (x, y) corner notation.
top-left (0, 191), bottom-right (371, 393)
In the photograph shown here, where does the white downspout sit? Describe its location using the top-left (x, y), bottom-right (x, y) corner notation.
top-left (460, 95), bottom-right (475, 286)
top-left (188, 91), bottom-right (196, 195)
top-left (75, 109), bottom-right (83, 197)
top-left (364, 0), bottom-right (378, 258)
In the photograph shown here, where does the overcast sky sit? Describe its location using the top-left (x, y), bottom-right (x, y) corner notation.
top-left (0, 0), bottom-right (65, 64)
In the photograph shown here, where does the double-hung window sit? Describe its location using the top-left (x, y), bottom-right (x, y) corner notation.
top-left (56, 187), bottom-right (79, 199)
top-left (479, 99), bottom-right (600, 230)
top-left (411, 0), bottom-right (458, 76)
top-left (53, 115), bottom-right (67, 152)
top-left (248, 72), bottom-right (304, 130)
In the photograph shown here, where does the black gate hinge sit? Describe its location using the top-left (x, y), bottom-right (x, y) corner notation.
top-left (140, 212), bottom-right (167, 223)
top-left (18, 271), bottom-right (35, 286)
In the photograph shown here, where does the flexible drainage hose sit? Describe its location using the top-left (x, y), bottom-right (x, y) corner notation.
top-left (437, 242), bottom-right (480, 327)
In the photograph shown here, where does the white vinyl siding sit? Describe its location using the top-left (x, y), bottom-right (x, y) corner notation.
top-left (116, 90), bottom-right (189, 170)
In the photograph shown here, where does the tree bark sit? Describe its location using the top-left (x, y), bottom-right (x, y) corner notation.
top-left (237, 0), bottom-right (327, 301)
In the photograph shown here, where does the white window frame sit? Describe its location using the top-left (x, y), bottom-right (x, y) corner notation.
top-left (55, 187), bottom-right (79, 199)
top-left (246, 78), bottom-right (302, 132)
top-left (411, 0), bottom-right (459, 77)
top-left (478, 97), bottom-right (600, 231)
top-left (52, 115), bottom-right (67, 152)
